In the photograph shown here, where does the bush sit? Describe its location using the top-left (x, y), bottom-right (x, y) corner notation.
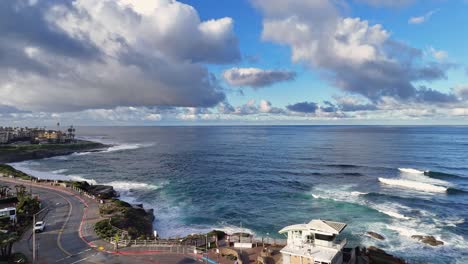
top-left (94, 220), bottom-right (119, 239)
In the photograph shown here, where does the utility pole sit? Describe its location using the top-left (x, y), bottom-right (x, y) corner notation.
top-left (32, 207), bottom-right (47, 264)
top-left (32, 213), bottom-right (35, 263)
top-left (205, 234), bottom-right (208, 264)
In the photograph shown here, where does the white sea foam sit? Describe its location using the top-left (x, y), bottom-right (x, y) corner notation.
top-left (351, 191), bottom-right (368, 196)
top-left (214, 222), bottom-right (256, 236)
top-left (311, 185), bottom-right (412, 221)
top-left (102, 143), bottom-right (152, 153)
top-left (68, 175), bottom-right (97, 185)
top-left (72, 151), bottom-right (92, 156)
top-left (49, 155), bottom-right (69, 160)
top-left (376, 209), bottom-right (409, 220)
top-left (52, 169), bottom-right (68, 174)
top-left (398, 168), bottom-right (425, 174)
top-left (386, 225), bottom-right (426, 237)
top-left (105, 181), bottom-right (163, 191)
top-left (378, 178), bottom-right (447, 193)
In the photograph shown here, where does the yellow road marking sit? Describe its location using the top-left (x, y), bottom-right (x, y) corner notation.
top-left (54, 191), bottom-right (74, 257)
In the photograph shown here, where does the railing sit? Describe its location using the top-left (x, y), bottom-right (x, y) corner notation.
top-left (108, 237), bottom-right (196, 252)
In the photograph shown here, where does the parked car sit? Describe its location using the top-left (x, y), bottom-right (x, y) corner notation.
top-left (34, 221), bottom-right (45, 232)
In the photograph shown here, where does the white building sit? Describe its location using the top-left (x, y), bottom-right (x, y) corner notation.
top-left (279, 219), bottom-right (348, 264)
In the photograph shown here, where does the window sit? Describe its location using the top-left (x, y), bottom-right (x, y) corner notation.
top-left (315, 234), bottom-right (334, 241)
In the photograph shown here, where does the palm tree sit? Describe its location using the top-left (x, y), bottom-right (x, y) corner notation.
top-left (14, 185), bottom-right (27, 200)
top-left (0, 185), bottom-right (10, 198)
top-left (0, 232), bottom-right (18, 258)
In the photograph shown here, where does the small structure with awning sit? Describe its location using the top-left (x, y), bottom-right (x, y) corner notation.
top-left (279, 219), bottom-right (348, 264)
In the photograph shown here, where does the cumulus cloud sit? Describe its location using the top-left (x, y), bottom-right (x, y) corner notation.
top-left (334, 96), bottom-right (378, 112)
top-left (409, 9), bottom-right (439, 24)
top-left (287, 102), bottom-right (318, 113)
top-left (0, 0), bottom-right (240, 112)
top-left (223, 68), bottom-right (296, 88)
top-left (252, 0), bottom-right (455, 105)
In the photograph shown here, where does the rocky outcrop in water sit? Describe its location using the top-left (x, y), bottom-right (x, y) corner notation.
top-left (367, 231), bottom-right (385, 240)
top-left (411, 235), bottom-right (444, 246)
top-left (73, 181), bottom-right (117, 199)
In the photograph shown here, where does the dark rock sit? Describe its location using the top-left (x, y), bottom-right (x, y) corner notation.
top-left (367, 231), bottom-right (385, 240)
top-left (411, 235), bottom-right (444, 246)
top-left (366, 247), bottom-right (406, 264)
top-left (87, 185), bottom-right (117, 199)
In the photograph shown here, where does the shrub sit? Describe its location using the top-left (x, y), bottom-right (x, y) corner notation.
top-left (94, 220), bottom-right (118, 239)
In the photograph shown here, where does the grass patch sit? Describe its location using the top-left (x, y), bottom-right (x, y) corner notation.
top-left (0, 165), bottom-right (33, 180)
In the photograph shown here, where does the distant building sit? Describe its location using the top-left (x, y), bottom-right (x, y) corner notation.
top-left (279, 219), bottom-right (348, 264)
top-left (0, 125), bottom-right (76, 144)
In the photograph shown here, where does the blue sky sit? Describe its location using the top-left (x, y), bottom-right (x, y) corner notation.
top-left (0, 0), bottom-right (467, 125)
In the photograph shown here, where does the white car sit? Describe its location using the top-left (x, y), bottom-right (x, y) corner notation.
top-left (34, 221), bottom-right (46, 233)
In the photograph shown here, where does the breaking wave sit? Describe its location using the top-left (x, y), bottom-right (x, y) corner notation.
top-left (68, 175), bottom-right (97, 185)
top-left (398, 168), bottom-right (425, 174)
top-left (101, 143), bottom-right (153, 153)
top-left (105, 181), bottom-right (163, 192)
top-left (399, 168), bottom-right (464, 180)
top-left (378, 178), bottom-right (447, 193)
top-left (52, 169), bottom-right (68, 174)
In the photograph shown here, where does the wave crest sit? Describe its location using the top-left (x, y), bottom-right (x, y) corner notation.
top-left (398, 168), bottom-right (425, 174)
top-left (102, 143), bottom-right (153, 153)
top-left (105, 181), bottom-right (163, 191)
top-left (378, 178), bottom-right (447, 193)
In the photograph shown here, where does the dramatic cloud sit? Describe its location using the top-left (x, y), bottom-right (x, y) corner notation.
top-left (287, 102), bottom-right (318, 113)
top-left (0, 0), bottom-right (240, 112)
top-left (223, 68), bottom-right (296, 88)
top-left (409, 10), bottom-right (439, 24)
top-left (253, 0), bottom-right (454, 104)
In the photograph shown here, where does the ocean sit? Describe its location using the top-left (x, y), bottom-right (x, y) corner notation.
top-left (10, 126), bottom-right (468, 263)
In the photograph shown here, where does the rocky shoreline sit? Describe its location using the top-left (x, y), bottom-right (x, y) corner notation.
top-left (0, 140), bottom-right (107, 163)
top-left (0, 140), bottom-right (156, 240)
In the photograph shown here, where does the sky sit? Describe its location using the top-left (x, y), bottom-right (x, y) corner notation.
top-left (1, 0), bottom-right (468, 126)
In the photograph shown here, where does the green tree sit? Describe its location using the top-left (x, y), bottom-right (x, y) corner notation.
top-left (16, 197), bottom-right (40, 224)
top-left (14, 185), bottom-right (27, 200)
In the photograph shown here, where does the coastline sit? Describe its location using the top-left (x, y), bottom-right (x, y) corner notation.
top-left (0, 140), bottom-right (157, 240)
top-left (0, 140), bottom-right (420, 263)
top-left (0, 140), bottom-right (107, 163)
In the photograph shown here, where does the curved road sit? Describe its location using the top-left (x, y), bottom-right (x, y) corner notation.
top-left (2, 178), bottom-right (198, 264)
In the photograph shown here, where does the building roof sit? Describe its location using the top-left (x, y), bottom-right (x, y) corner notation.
top-left (279, 219), bottom-right (347, 235)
